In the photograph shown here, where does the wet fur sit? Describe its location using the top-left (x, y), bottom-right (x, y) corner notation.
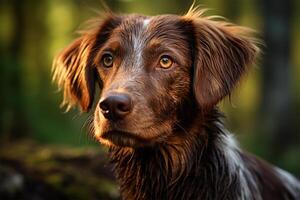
top-left (53, 6), bottom-right (300, 200)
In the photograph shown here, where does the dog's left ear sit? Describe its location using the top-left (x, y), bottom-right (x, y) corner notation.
top-left (184, 12), bottom-right (259, 109)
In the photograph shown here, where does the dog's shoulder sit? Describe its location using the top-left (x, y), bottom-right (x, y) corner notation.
top-left (240, 152), bottom-right (300, 200)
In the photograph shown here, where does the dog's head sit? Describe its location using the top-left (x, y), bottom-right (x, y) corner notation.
top-left (53, 8), bottom-right (258, 148)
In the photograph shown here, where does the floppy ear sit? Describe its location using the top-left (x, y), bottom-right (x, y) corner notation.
top-left (52, 14), bottom-right (121, 112)
top-left (53, 36), bottom-right (96, 112)
top-left (184, 10), bottom-right (259, 109)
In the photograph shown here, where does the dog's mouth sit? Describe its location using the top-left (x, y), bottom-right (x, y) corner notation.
top-left (100, 130), bottom-right (150, 147)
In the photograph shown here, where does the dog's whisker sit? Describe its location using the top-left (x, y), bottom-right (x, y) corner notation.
top-left (174, 121), bottom-right (189, 135)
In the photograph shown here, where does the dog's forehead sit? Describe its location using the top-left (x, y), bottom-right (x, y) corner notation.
top-left (119, 14), bottom-right (181, 29)
top-left (111, 14), bottom-right (184, 44)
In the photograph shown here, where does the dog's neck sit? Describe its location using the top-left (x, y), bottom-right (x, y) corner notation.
top-left (109, 108), bottom-right (257, 200)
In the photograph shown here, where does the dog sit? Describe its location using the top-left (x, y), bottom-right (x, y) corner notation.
top-left (52, 6), bottom-right (300, 200)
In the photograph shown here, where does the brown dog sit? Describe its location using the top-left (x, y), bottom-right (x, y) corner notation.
top-left (53, 6), bottom-right (300, 200)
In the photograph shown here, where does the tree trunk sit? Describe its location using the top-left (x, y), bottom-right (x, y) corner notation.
top-left (0, 0), bottom-right (29, 139)
top-left (260, 0), bottom-right (293, 161)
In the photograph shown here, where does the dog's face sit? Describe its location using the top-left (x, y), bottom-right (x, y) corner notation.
top-left (94, 15), bottom-right (194, 147)
top-left (53, 9), bottom-right (258, 148)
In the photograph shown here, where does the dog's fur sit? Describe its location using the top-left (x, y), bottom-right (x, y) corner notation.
top-left (53, 6), bottom-right (300, 200)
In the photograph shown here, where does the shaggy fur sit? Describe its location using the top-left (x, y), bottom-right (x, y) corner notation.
top-left (53, 6), bottom-right (300, 200)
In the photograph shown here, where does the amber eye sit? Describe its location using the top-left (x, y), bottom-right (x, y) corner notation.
top-left (159, 56), bottom-right (173, 69)
top-left (102, 54), bottom-right (114, 68)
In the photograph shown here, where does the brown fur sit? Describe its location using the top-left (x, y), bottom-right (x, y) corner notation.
top-left (53, 6), bottom-right (300, 200)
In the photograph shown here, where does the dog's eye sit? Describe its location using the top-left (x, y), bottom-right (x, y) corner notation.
top-left (159, 56), bottom-right (173, 69)
top-left (102, 54), bottom-right (114, 68)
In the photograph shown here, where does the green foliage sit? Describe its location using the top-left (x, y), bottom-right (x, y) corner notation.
top-left (0, 0), bottom-right (299, 176)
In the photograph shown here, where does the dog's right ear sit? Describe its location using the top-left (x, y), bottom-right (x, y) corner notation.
top-left (52, 14), bottom-right (121, 112)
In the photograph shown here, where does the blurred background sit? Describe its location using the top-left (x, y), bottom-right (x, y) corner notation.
top-left (0, 0), bottom-right (299, 199)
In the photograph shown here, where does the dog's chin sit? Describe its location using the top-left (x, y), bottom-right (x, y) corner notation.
top-left (98, 130), bottom-right (151, 148)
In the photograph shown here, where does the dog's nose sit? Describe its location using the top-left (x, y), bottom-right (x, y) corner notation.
top-left (100, 94), bottom-right (133, 120)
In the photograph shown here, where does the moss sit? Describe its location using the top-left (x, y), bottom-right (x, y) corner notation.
top-left (0, 140), bottom-right (119, 200)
